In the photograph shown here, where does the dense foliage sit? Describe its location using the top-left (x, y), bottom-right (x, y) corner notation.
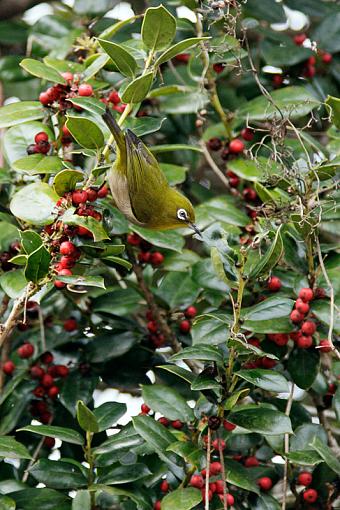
top-left (0, 1), bottom-right (339, 509)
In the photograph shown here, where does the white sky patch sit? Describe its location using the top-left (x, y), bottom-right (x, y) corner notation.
top-left (177, 6), bottom-right (197, 23)
top-left (271, 5), bottom-right (308, 32)
top-left (262, 65), bottom-right (283, 74)
top-left (23, 3), bottom-right (54, 24)
top-left (93, 387), bottom-right (143, 427)
top-left (106, 2), bottom-right (134, 20)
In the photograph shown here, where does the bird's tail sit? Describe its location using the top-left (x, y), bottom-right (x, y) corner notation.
top-left (102, 107), bottom-right (126, 154)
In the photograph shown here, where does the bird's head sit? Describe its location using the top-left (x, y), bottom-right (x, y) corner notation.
top-left (153, 188), bottom-right (201, 234)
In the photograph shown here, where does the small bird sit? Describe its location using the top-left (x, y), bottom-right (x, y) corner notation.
top-left (102, 108), bottom-right (200, 233)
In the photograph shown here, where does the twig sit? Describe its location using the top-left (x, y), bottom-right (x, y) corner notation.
top-left (315, 237), bottom-right (340, 360)
top-left (0, 294), bottom-right (10, 318)
top-left (217, 431), bottom-right (228, 509)
top-left (312, 394), bottom-right (340, 454)
top-left (0, 283), bottom-right (35, 349)
top-left (282, 383), bottom-right (295, 510)
top-left (200, 141), bottom-right (231, 189)
top-left (0, 334), bottom-right (11, 394)
top-left (205, 427), bottom-right (211, 510)
top-left (38, 306), bottom-right (46, 352)
top-left (22, 436), bottom-right (45, 482)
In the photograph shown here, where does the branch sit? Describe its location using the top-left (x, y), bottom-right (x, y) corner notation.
top-left (199, 141), bottom-right (231, 189)
top-left (0, 282), bottom-right (35, 349)
top-left (282, 383), bottom-right (295, 510)
top-left (0, 0), bottom-right (55, 20)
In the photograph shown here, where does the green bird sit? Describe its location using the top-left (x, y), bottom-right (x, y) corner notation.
top-left (102, 109), bottom-right (200, 233)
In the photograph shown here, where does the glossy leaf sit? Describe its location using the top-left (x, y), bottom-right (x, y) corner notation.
top-left (242, 297), bottom-right (294, 334)
top-left (66, 116), bottom-right (104, 149)
top-left (0, 101), bottom-right (43, 128)
top-left (77, 401), bottom-right (99, 433)
top-left (60, 372), bottom-right (98, 416)
top-left (287, 349), bottom-right (320, 389)
top-left (131, 225), bottom-right (184, 252)
top-left (29, 459), bottom-right (87, 489)
top-left (228, 405), bottom-right (293, 435)
top-left (121, 72), bottom-right (154, 104)
top-left (98, 39), bottom-right (138, 78)
top-left (18, 425), bottom-right (84, 445)
top-left (10, 489), bottom-right (70, 510)
top-left (161, 488), bottom-right (202, 510)
top-left (53, 169), bottom-right (84, 196)
top-left (20, 58), bottom-right (65, 83)
top-left (10, 182), bottom-right (59, 225)
top-left (72, 491), bottom-right (91, 510)
top-left (155, 37), bottom-right (209, 66)
top-left (12, 155), bottom-right (64, 175)
top-left (235, 369), bottom-right (290, 393)
top-left (224, 459), bottom-right (260, 494)
top-left (0, 269), bottom-right (27, 298)
top-left (0, 436), bottom-right (31, 459)
top-left (56, 274), bottom-right (106, 289)
top-left (97, 463), bottom-right (151, 484)
top-left (310, 437), bottom-right (340, 475)
top-left (93, 402), bottom-right (126, 432)
top-left (248, 227), bottom-right (284, 279)
top-left (170, 345), bottom-right (224, 364)
top-left (62, 208), bottom-right (109, 242)
top-left (142, 5), bottom-right (176, 51)
top-left (142, 384), bottom-right (194, 421)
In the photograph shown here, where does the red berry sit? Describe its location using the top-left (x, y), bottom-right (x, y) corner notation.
top-left (209, 482), bottom-right (216, 493)
top-left (127, 233), bottom-right (141, 246)
top-left (113, 104), bottom-right (126, 113)
top-left (328, 383), bottom-right (336, 394)
top-left (245, 456), bottom-right (259, 467)
top-left (290, 310), bottom-right (304, 323)
top-left (171, 420), bottom-right (183, 429)
top-left (267, 333), bottom-right (289, 346)
top-left (153, 501), bottom-right (161, 510)
top-left (150, 252), bottom-right (164, 266)
top-left (229, 138), bottom-right (245, 154)
top-left (175, 53), bottom-right (190, 63)
top-left (179, 320), bottom-right (191, 333)
top-left (86, 188), bottom-right (97, 202)
top-left (18, 343), bottom-right (34, 359)
top-left (297, 471), bottom-right (312, 486)
top-left (229, 176), bottom-right (240, 187)
top-left (78, 83), bottom-right (93, 96)
top-left (308, 56), bottom-right (316, 65)
top-left (55, 268), bottom-right (72, 288)
top-left (223, 420), bottom-right (236, 431)
top-left (40, 411), bottom-right (52, 424)
top-left (72, 190), bottom-right (88, 205)
top-left (301, 321), bottom-right (316, 336)
top-left (210, 462), bottom-right (222, 475)
top-left (62, 125), bottom-right (71, 137)
top-left (77, 226), bottom-right (92, 237)
top-left (160, 480), bottom-right (169, 493)
top-left (248, 338), bottom-right (261, 347)
top-left (296, 335), bottom-right (313, 349)
top-left (158, 417), bottom-right (169, 426)
top-left (304, 65), bottom-right (316, 78)
top-left (43, 436), bottom-right (55, 449)
top-left (261, 357), bottom-right (277, 369)
top-left (243, 187), bottom-right (257, 201)
top-left (219, 494), bottom-right (235, 506)
top-left (60, 241), bottom-right (76, 256)
top-left (319, 339), bottom-right (332, 353)
top-left (215, 480), bottom-right (224, 494)
top-left (212, 438), bottom-right (226, 451)
top-left (322, 52), bottom-right (332, 64)
top-left (41, 352), bottom-right (53, 364)
top-left (273, 74), bottom-right (283, 87)
top-left (39, 91), bottom-right (52, 105)
top-left (185, 306), bottom-right (197, 319)
top-left (201, 488), bottom-right (213, 502)
top-left (97, 185), bottom-right (108, 198)
top-left (30, 365), bottom-right (45, 379)
top-left (63, 318), bottom-right (77, 332)
top-left (33, 386), bottom-right (45, 398)
top-left (267, 276), bottom-right (282, 292)
top-left (298, 288), bottom-right (313, 302)
top-left (141, 403), bottom-right (151, 414)
top-left (207, 137), bottom-right (222, 151)
top-left (213, 63), bottom-right (224, 74)
top-left (55, 364), bottom-right (69, 378)
top-left (303, 489), bottom-right (318, 503)
top-left (147, 321), bottom-right (158, 333)
top-left (258, 477), bottom-right (272, 491)
top-left (295, 298), bottom-right (309, 315)
top-left (190, 475), bottom-right (204, 489)
top-left (41, 374), bottom-right (54, 388)
top-left (59, 256), bottom-right (75, 269)
top-left (34, 132), bottom-right (48, 144)
top-left (3, 360), bottom-right (15, 375)
top-left (314, 287), bottom-right (326, 299)
top-left (36, 140), bottom-right (50, 154)
top-left (241, 127), bottom-right (254, 141)
top-left (47, 385), bottom-right (59, 398)
top-left (61, 71), bottom-right (73, 83)
top-left (294, 33), bottom-right (307, 45)
top-left (108, 90), bottom-right (121, 104)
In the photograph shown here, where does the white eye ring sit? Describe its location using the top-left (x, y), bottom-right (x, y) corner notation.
top-left (177, 208), bottom-right (188, 221)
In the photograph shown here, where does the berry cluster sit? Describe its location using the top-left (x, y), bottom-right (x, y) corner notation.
top-left (27, 131), bottom-right (51, 156)
top-left (207, 130), bottom-right (252, 161)
top-left (140, 403), bottom-right (183, 430)
top-left (145, 305), bottom-right (197, 349)
top-left (100, 89), bottom-right (127, 114)
top-left (39, 72), bottom-right (93, 110)
top-left (127, 233), bottom-right (165, 266)
top-left (0, 241), bottom-right (20, 272)
top-left (289, 287), bottom-right (317, 349)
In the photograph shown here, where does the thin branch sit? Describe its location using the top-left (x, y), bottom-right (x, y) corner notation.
top-left (217, 431), bottom-right (228, 509)
top-left (205, 427), bottom-right (211, 510)
top-left (282, 383), bottom-right (295, 510)
top-left (315, 237), bottom-right (340, 360)
top-left (22, 435), bottom-right (45, 482)
top-left (312, 394), bottom-right (340, 455)
top-left (38, 306), bottom-right (46, 352)
top-left (0, 283), bottom-right (35, 349)
top-left (199, 141), bottom-right (231, 189)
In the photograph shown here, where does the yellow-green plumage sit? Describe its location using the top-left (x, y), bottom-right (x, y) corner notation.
top-left (102, 109), bottom-right (197, 231)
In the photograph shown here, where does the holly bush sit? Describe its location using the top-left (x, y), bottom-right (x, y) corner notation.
top-left (0, 1), bottom-right (339, 509)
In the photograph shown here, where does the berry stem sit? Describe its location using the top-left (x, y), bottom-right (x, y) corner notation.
top-left (282, 383), bottom-right (295, 510)
top-left (204, 427), bottom-right (211, 510)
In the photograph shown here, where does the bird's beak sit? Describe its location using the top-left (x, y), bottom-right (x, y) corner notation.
top-left (188, 222), bottom-right (202, 237)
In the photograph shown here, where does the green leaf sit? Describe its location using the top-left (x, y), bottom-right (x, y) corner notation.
top-left (157, 365), bottom-right (195, 385)
top-left (224, 459), bottom-right (260, 494)
top-left (83, 53), bottom-right (109, 81)
top-left (310, 437), bottom-right (340, 475)
top-left (290, 424), bottom-right (328, 452)
top-left (160, 163), bottom-right (187, 185)
top-left (0, 436), bottom-right (31, 459)
top-left (77, 401), bottom-right (99, 433)
top-left (0, 269), bottom-right (27, 298)
top-left (97, 463), bottom-right (151, 484)
top-left (155, 272), bottom-right (200, 308)
top-left (326, 95), bottom-right (340, 129)
top-left (121, 72), bottom-right (154, 104)
top-left (62, 208), bottom-right (109, 242)
top-left (85, 331), bottom-right (137, 363)
top-left (60, 372), bottom-right (98, 416)
top-left (261, 39), bottom-right (313, 67)
top-left (242, 296), bottom-right (294, 334)
top-left (66, 116), bottom-right (104, 149)
top-left (10, 489), bottom-right (70, 510)
top-left (160, 91), bottom-right (209, 115)
top-left (131, 225), bottom-right (184, 252)
top-left (287, 450), bottom-right (323, 466)
top-left (170, 345), bottom-right (224, 364)
top-left (12, 155), bottom-right (65, 175)
top-left (334, 386), bottom-right (340, 422)
top-left (93, 402), bottom-right (126, 432)
top-left (93, 424), bottom-right (143, 455)
top-left (155, 37), bottom-right (209, 66)
top-left (55, 274), bottom-right (106, 289)
top-left (192, 315), bottom-right (229, 345)
top-left (312, 12), bottom-right (340, 53)
top-left (53, 169), bottom-right (84, 196)
top-left (72, 491), bottom-right (91, 510)
top-left (191, 373), bottom-right (220, 391)
top-left (142, 384), bottom-right (194, 421)
top-left (0, 220), bottom-right (19, 252)
top-left (142, 5), bottom-right (176, 52)
top-left (21, 230), bottom-right (43, 254)
top-left (253, 494), bottom-right (281, 510)
top-left (237, 86), bottom-right (320, 121)
top-left (0, 496), bottom-right (15, 510)
top-left (150, 144), bottom-right (202, 154)
top-left (91, 485), bottom-right (149, 510)
top-left (195, 196), bottom-right (248, 228)
top-left (287, 349), bottom-right (320, 389)
top-left (92, 288), bottom-right (140, 316)
top-left (20, 58), bottom-right (65, 83)
top-left (25, 244), bottom-right (51, 283)
top-left (224, 388), bottom-right (250, 410)
top-left (235, 369), bottom-right (289, 393)
top-left (225, 157), bottom-right (280, 182)
top-left (97, 39), bottom-right (137, 78)
top-left (228, 405), bottom-right (293, 435)
top-left (243, 0), bottom-right (285, 22)
top-left (0, 101), bottom-right (43, 128)
top-left (248, 227), bottom-right (284, 279)
top-left (29, 459), bottom-right (87, 489)
top-left (17, 425), bottom-right (84, 445)
top-left (10, 182), bottom-right (59, 225)
top-left (161, 488), bottom-right (202, 510)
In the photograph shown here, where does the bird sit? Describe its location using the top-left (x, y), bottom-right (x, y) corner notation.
top-left (102, 108), bottom-right (200, 234)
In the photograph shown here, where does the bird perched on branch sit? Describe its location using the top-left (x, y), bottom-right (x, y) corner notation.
top-left (102, 108), bottom-right (200, 233)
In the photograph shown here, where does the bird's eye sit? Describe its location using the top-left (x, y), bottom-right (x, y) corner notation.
top-left (177, 208), bottom-right (188, 221)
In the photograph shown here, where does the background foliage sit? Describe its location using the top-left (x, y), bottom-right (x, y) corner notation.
top-left (0, 1), bottom-right (339, 509)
